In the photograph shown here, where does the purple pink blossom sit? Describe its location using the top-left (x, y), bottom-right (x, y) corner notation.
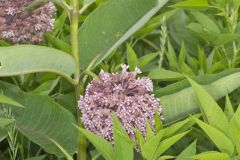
top-left (78, 64), bottom-right (163, 142)
top-left (0, 0), bottom-right (56, 44)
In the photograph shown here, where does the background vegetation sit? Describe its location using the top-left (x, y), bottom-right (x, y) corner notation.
top-left (0, 0), bottom-right (240, 160)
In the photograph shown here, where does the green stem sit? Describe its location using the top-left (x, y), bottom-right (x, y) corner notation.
top-left (20, 134), bottom-right (25, 160)
top-left (71, 0), bottom-right (80, 80)
top-left (70, 0), bottom-right (88, 160)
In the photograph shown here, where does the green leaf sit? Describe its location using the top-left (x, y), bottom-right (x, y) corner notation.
top-left (153, 131), bottom-right (189, 159)
top-left (156, 69), bottom-right (240, 123)
top-left (127, 44), bottom-right (139, 71)
top-left (0, 81), bottom-right (77, 157)
top-left (142, 131), bottom-right (164, 160)
top-left (178, 43), bottom-right (187, 68)
top-left (0, 118), bottom-right (15, 128)
top-left (138, 52), bottom-right (158, 68)
top-left (170, 0), bottom-right (208, 9)
top-left (146, 120), bottom-right (154, 139)
top-left (224, 95), bottom-right (234, 120)
top-left (148, 68), bottom-right (185, 81)
top-left (75, 126), bottom-right (114, 160)
top-left (0, 40), bottom-right (10, 46)
top-left (211, 34), bottom-right (240, 46)
top-left (135, 9), bottom-right (177, 39)
top-left (191, 11), bottom-right (220, 33)
top-left (112, 114), bottom-right (133, 160)
top-left (187, 77), bottom-right (230, 135)
top-left (49, 138), bottom-right (74, 160)
top-left (165, 40), bottom-right (178, 70)
top-left (154, 110), bottom-right (163, 132)
top-left (45, 34), bottom-right (71, 53)
top-left (193, 118), bottom-right (234, 155)
top-left (0, 94), bottom-right (24, 108)
top-left (0, 128), bottom-right (7, 142)
top-left (163, 114), bottom-right (200, 139)
top-left (78, 0), bottom-right (169, 68)
top-left (0, 45), bottom-right (76, 84)
top-left (176, 140), bottom-right (197, 160)
top-left (83, 0), bottom-right (96, 5)
top-left (157, 155), bottom-right (175, 160)
top-left (198, 48), bottom-right (207, 73)
top-left (25, 155), bottom-right (47, 160)
top-left (135, 128), bottom-right (145, 150)
top-left (230, 105), bottom-right (240, 154)
top-left (32, 78), bottom-right (59, 95)
top-left (191, 151), bottom-right (230, 160)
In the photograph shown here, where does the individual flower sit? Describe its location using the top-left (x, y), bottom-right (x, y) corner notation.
top-left (78, 64), bottom-right (163, 142)
top-left (0, 0), bottom-right (56, 44)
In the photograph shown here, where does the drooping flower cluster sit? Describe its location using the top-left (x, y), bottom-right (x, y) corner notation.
top-left (0, 0), bottom-right (56, 44)
top-left (78, 64), bottom-right (163, 142)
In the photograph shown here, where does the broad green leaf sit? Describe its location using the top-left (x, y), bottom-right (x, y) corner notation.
top-left (153, 131), bottom-right (189, 159)
top-left (49, 138), bottom-right (74, 160)
top-left (191, 12), bottom-right (220, 33)
top-left (79, 0), bottom-right (169, 68)
top-left (138, 52), bottom-right (158, 68)
top-left (0, 81), bottom-right (77, 157)
top-left (187, 77), bottom-right (230, 135)
top-left (0, 118), bottom-right (15, 128)
top-left (192, 152), bottom-right (230, 160)
top-left (170, 0), bottom-right (208, 9)
top-left (148, 68), bottom-right (185, 81)
top-left (0, 94), bottom-right (24, 108)
top-left (176, 140), bottom-right (196, 160)
top-left (0, 45), bottom-right (76, 84)
top-left (142, 131), bottom-right (164, 160)
top-left (156, 69), bottom-right (240, 123)
top-left (224, 95), bottom-right (234, 120)
top-left (112, 114), bottom-right (133, 160)
top-left (127, 44), bottom-right (139, 71)
top-left (25, 155), bottom-right (47, 160)
top-left (75, 126), bottom-right (114, 160)
top-left (193, 118), bottom-right (234, 155)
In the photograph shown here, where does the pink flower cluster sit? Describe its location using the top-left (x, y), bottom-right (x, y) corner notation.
top-left (0, 0), bottom-right (56, 44)
top-left (78, 65), bottom-right (163, 142)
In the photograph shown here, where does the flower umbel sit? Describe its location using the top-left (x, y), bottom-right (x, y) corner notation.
top-left (78, 65), bottom-right (163, 142)
top-left (0, 0), bottom-right (56, 44)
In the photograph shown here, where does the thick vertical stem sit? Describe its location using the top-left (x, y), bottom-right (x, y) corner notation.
top-left (71, 0), bottom-right (80, 79)
top-left (70, 0), bottom-right (88, 160)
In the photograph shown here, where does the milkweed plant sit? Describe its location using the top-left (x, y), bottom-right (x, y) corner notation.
top-left (0, 0), bottom-right (240, 160)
